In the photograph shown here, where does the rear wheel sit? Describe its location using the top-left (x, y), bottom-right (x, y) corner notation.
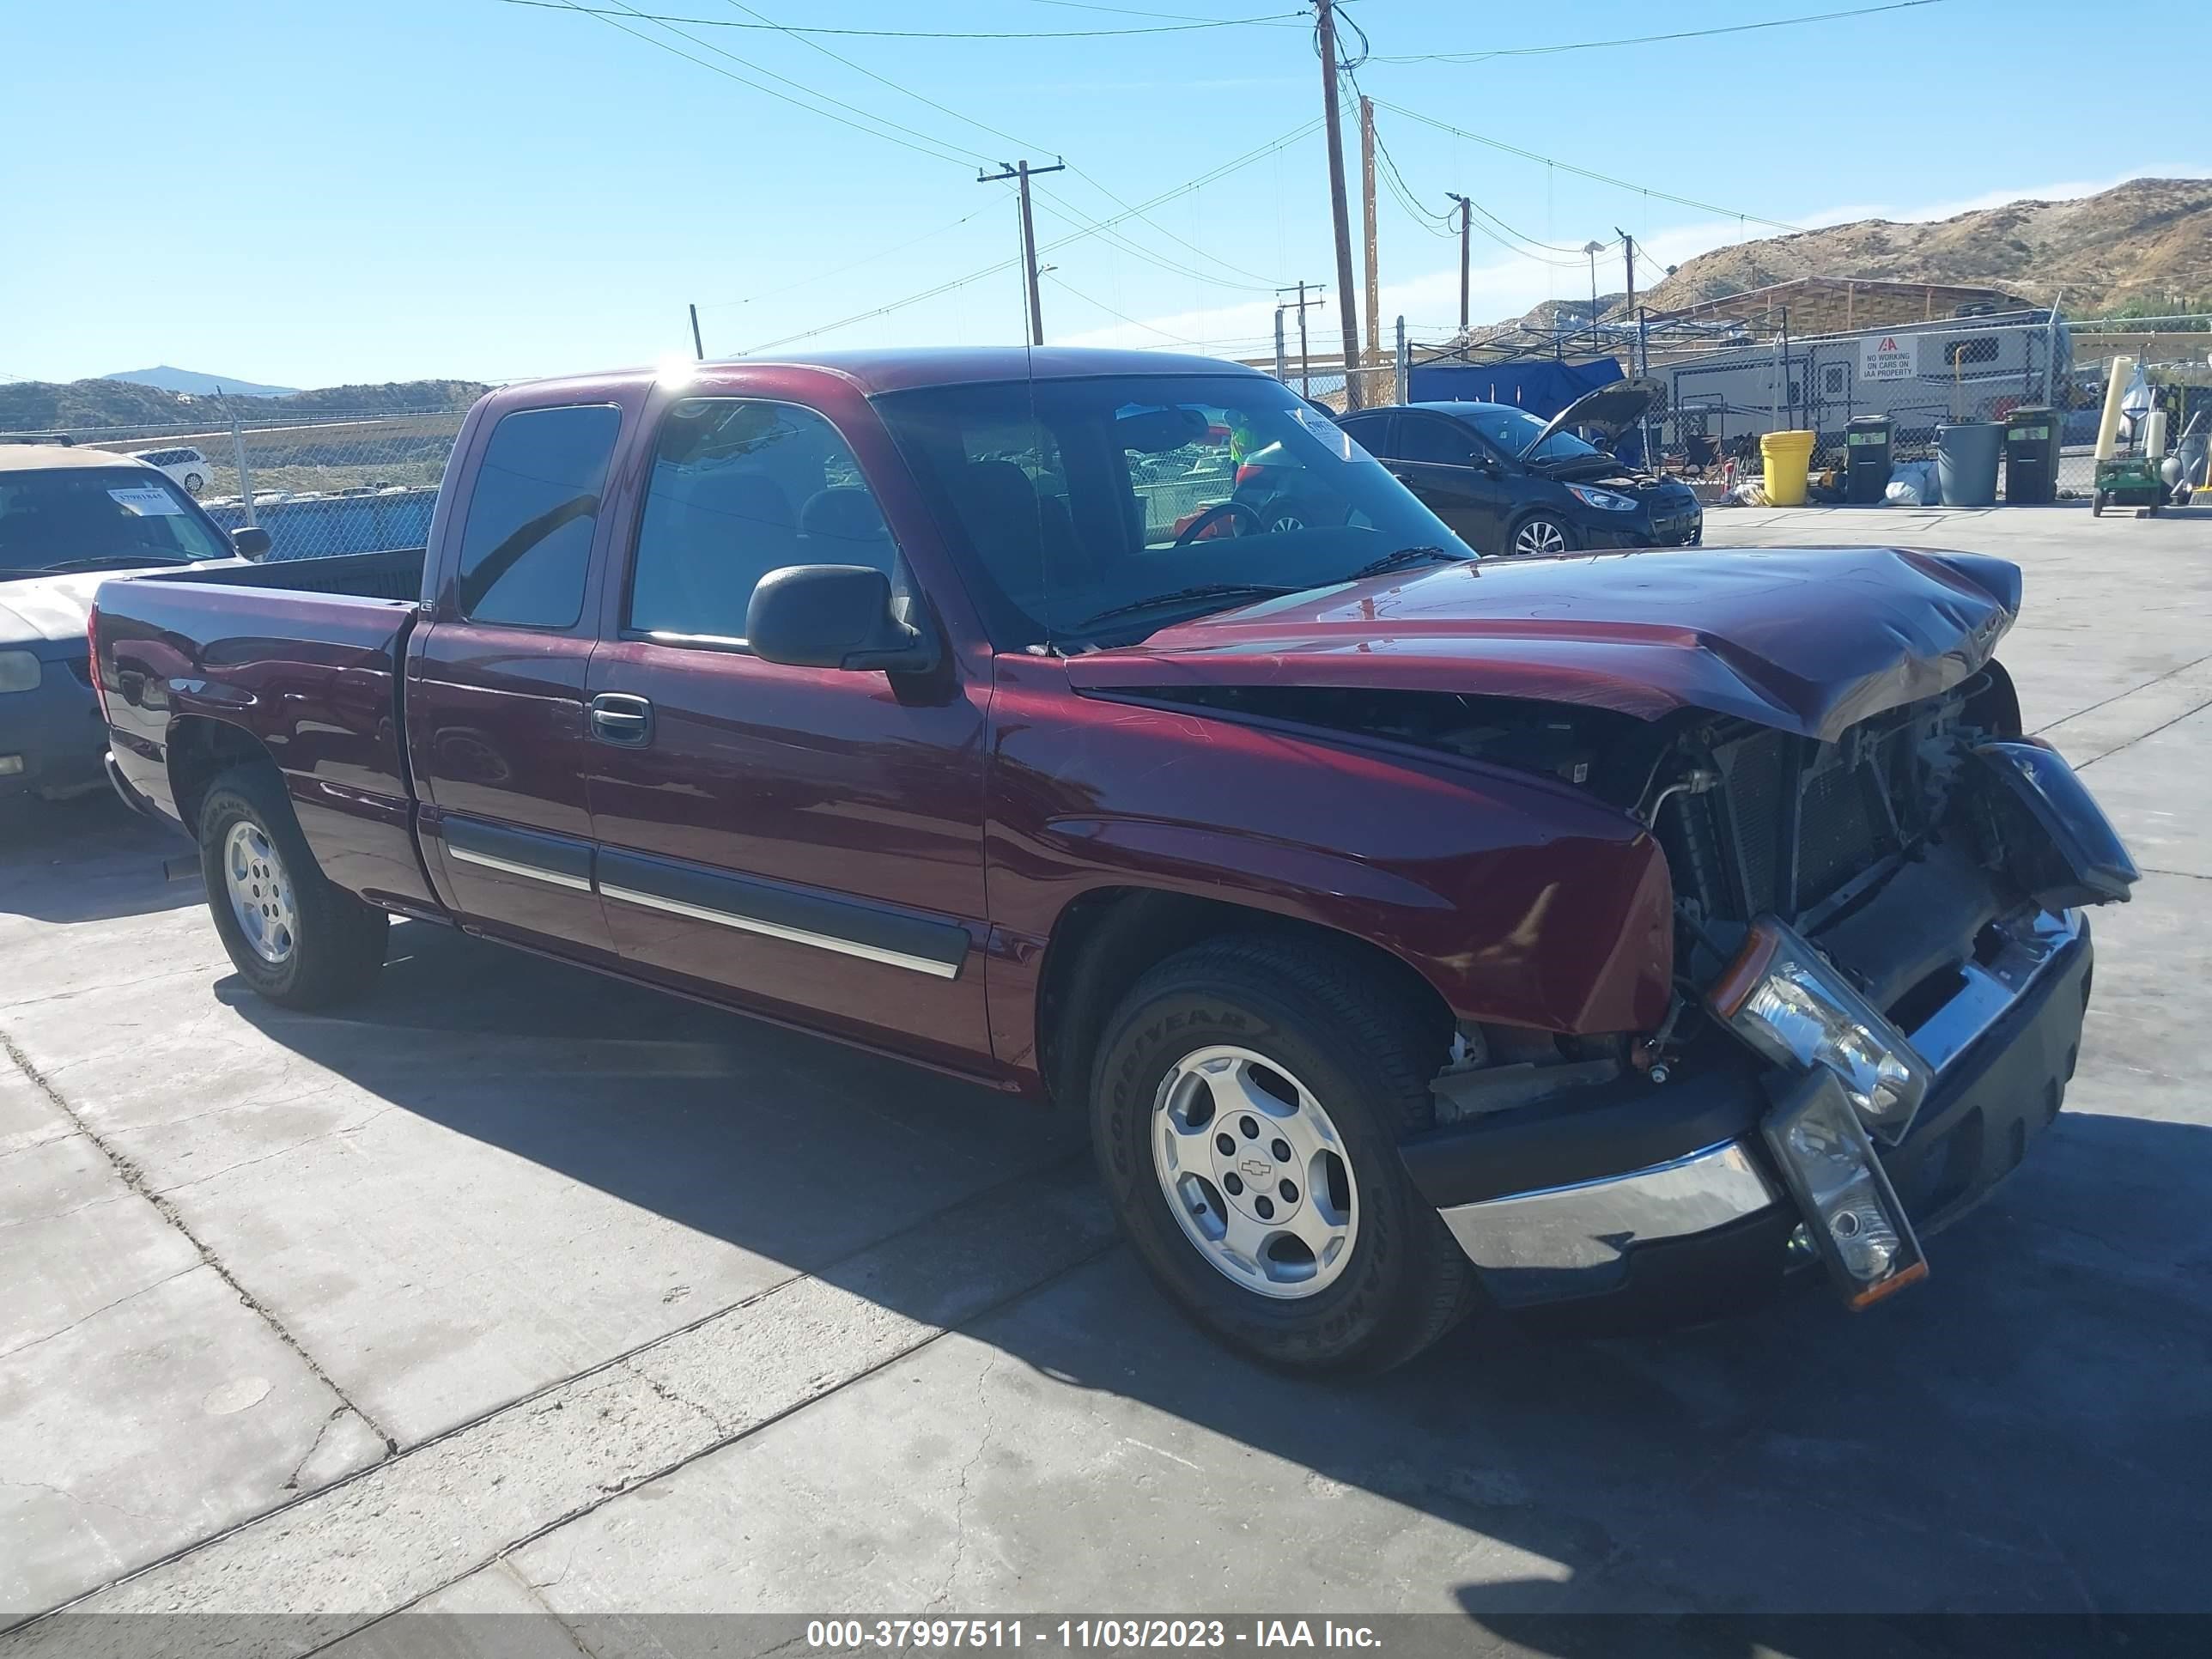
top-left (1089, 935), bottom-right (1479, 1373)
top-left (198, 765), bottom-right (387, 1009)
top-left (1508, 513), bottom-right (1576, 556)
top-left (182, 472), bottom-right (207, 497)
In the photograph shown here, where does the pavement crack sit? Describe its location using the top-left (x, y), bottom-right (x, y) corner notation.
top-left (0, 1026), bottom-right (401, 1456)
top-left (0, 1264), bottom-right (203, 1363)
top-left (933, 1352), bottom-right (1004, 1610)
top-left (620, 1361), bottom-right (732, 1438)
top-left (2072, 692), bottom-right (2212, 770)
top-left (1, 1480), bottom-right (161, 1526)
top-left (286, 1407), bottom-right (352, 1492)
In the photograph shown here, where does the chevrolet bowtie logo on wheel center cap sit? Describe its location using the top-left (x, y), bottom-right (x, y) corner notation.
top-left (1240, 1157), bottom-right (1272, 1179)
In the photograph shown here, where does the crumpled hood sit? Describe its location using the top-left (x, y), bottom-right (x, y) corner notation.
top-left (1066, 546), bottom-right (2022, 743)
top-left (0, 573), bottom-right (107, 648)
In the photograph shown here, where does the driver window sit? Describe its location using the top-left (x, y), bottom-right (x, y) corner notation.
top-left (627, 398), bottom-right (897, 641)
top-left (1397, 416), bottom-right (1478, 467)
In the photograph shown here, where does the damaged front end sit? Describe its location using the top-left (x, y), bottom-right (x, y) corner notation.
top-left (1395, 664), bottom-right (2137, 1317)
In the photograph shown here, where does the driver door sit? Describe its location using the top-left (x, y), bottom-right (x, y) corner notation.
top-left (1389, 412), bottom-right (1512, 555)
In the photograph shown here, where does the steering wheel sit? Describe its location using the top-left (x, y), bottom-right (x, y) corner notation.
top-left (1173, 499), bottom-right (1265, 547)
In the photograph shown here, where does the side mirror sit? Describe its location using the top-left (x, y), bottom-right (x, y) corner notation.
top-left (746, 564), bottom-right (937, 674)
top-left (230, 526), bottom-right (271, 561)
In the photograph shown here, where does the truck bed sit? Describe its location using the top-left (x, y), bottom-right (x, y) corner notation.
top-left (95, 549), bottom-right (434, 909)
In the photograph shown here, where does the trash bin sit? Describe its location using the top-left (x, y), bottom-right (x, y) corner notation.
top-left (2002, 404), bottom-right (2060, 503)
top-left (1936, 421), bottom-right (2003, 507)
top-left (1760, 429), bottom-right (1817, 507)
top-left (1844, 414), bottom-right (1893, 504)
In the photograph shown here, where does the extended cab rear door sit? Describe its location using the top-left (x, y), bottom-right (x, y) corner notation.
top-left (407, 395), bottom-right (634, 960)
top-left (580, 386), bottom-right (994, 1071)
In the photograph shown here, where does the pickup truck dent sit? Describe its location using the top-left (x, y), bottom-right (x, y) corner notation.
top-left (94, 349), bottom-right (2136, 1370)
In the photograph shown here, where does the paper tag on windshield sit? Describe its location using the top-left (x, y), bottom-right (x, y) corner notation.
top-left (108, 487), bottom-right (183, 516)
top-left (1296, 406), bottom-right (1368, 462)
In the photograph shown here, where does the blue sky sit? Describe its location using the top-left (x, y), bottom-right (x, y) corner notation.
top-left (2, 0), bottom-right (2201, 389)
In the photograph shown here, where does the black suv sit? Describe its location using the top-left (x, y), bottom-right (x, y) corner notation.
top-left (1334, 380), bottom-right (1702, 558)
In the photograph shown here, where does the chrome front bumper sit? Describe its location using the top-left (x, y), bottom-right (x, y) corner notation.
top-left (1435, 907), bottom-right (2086, 1308)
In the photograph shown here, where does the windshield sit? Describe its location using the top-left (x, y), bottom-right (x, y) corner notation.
top-left (1454, 404), bottom-right (1601, 463)
top-left (876, 374), bottom-right (1469, 647)
top-left (0, 467), bottom-right (232, 574)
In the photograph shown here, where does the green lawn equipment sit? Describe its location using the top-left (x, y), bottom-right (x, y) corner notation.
top-left (2092, 453), bottom-right (2169, 516)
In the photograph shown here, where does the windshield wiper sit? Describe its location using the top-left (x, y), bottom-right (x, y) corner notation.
top-left (1348, 544), bottom-right (1468, 580)
top-left (1073, 582), bottom-right (1304, 633)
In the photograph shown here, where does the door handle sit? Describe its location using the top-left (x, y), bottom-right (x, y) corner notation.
top-left (589, 692), bottom-right (653, 745)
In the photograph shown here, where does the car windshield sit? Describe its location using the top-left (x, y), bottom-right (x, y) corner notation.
top-left (0, 467), bottom-right (231, 574)
top-left (1453, 404), bottom-right (1601, 463)
top-left (876, 374), bottom-right (1470, 647)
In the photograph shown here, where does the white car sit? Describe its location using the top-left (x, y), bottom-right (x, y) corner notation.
top-left (131, 445), bottom-right (216, 497)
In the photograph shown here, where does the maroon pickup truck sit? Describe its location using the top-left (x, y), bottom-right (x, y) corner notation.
top-left (91, 349), bottom-right (2137, 1371)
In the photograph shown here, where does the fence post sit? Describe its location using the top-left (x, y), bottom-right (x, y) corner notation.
top-left (1395, 316), bottom-right (1407, 404)
top-left (227, 403), bottom-right (258, 529)
top-left (1273, 307), bottom-right (1287, 385)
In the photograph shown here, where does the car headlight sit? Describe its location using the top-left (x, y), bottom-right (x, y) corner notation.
top-left (0, 650), bottom-right (42, 694)
top-left (1763, 1069), bottom-right (1929, 1308)
top-left (1710, 916), bottom-right (1930, 1141)
top-left (1565, 483), bottom-right (1638, 511)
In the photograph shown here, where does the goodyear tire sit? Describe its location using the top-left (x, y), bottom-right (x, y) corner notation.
top-left (198, 764), bottom-right (387, 1009)
top-left (1090, 935), bottom-right (1479, 1373)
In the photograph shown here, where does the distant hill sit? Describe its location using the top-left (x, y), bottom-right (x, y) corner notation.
top-left (1640, 177), bottom-right (2212, 317)
top-left (0, 376), bottom-right (489, 434)
top-left (101, 366), bottom-right (300, 398)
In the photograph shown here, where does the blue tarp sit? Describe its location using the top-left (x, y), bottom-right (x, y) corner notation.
top-left (1406, 357), bottom-right (1643, 465)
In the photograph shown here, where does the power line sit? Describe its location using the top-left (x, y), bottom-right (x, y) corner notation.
top-left (1012, 0), bottom-right (1304, 23)
top-left (535, 0), bottom-right (981, 166)
top-left (1041, 274), bottom-right (1213, 345)
top-left (1373, 0), bottom-right (1942, 62)
top-left (1032, 191), bottom-right (1280, 292)
top-left (1370, 98), bottom-right (1802, 231)
top-left (501, 0), bottom-right (1302, 36)
top-left (695, 204), bottom-right (1000, 310)
top-left (744, 121), bottom-right (1321, 352)
top-left (696, 0), bottom-right (1284, 295)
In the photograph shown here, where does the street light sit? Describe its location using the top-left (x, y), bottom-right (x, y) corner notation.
top-left (1582, 241), bottom-right (1607, 339)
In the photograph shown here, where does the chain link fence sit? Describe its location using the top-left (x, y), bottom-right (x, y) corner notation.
top-left (12, 407), bottom-right (465, 561)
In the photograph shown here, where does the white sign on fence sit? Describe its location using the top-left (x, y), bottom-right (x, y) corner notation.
top-left (1861, 333), bottom-right (1917, 382)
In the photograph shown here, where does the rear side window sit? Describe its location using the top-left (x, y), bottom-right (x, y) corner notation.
top-left (454, 404), bottom-right (622, 627)
top-left (626, 398), bottom-right (896, 641)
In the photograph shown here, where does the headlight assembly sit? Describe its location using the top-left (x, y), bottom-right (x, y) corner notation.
top-left (0, 650), bottom-right (42, 694)
top-left (1565, 483), bottom-right (1638, 512)
top-left (1763, 1069), bottom-right (1928, 1308)
top-left (1710, 916), bottom-right (1930, 1142)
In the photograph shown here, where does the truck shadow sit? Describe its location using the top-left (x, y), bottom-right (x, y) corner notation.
top-left (0, 794), bottom-right (201, 924)
top-left (222, 919), bottom-right (2212, 1623)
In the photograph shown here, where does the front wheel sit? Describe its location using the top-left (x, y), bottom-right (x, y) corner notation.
top-left (182, 472), bottom-right (207, 497)
top-left (198, 765), bottom-right (387, 1009)
top-left (1507, 514), bottom-right (1577, 556)
top-left (1089, 935), bottom-right (1479, 1373)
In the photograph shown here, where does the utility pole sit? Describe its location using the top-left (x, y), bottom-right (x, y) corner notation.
top-left (1279, 283), bottom-right (1326, 397)
top-left (688, 304), bottom-right (704, 361)
top-left (978, 158), bottom-right (1066, 346)
top-left (1315, 0), bottom-right (1363, 408)
top-left (1359, 94), bottom-right (1380, 371)
top-left (1618, 228), bottom-right (1637, 357)
top-left (1448, 194), bottom-right (1472, 332)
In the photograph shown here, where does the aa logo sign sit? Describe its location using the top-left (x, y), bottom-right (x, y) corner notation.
top-left (1860, 333), bottom-right (1917, 382)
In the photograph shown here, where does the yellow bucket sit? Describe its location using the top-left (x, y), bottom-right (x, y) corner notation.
top-left (1760, 429), bottom-right (1817, 506)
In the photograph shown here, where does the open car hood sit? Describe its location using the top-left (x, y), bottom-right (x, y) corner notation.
top-left (1522, 376), bottom-right (1663, 457)
top-left (1065, 546), bottom-right (2021, 744)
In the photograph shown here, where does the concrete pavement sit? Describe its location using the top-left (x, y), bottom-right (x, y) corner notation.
top-left (3, 501), bottom-right (2208, 1652)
